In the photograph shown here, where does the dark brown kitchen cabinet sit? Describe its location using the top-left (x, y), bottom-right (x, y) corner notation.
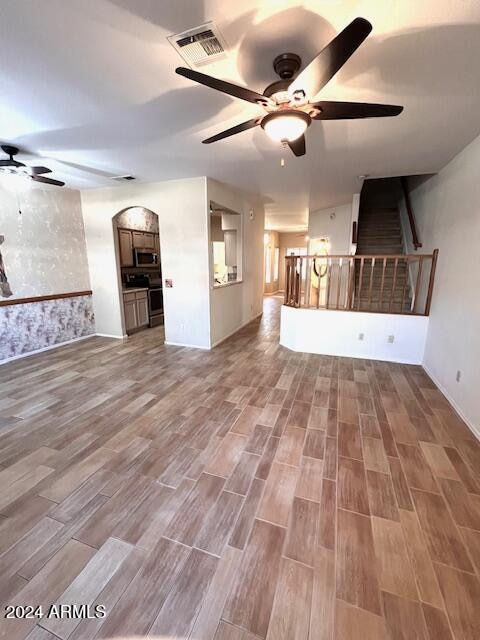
top-left (118, 229), bottom-right (134, 267)
top-left (123, 290), bottom-right (149, 333)
top-left (118, 228), bottom-right (159, 267)
top-left (132, 231), bottom-right (145, 249)
top-left (143, 233), bottom-right (155, 250)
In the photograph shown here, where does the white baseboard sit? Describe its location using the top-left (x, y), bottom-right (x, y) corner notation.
top-left (0, 333), bottom-right (95, 365)
top-left (422, 363), bottom-right (480, 441)
top-left (164, 341), bottom-right (210, 350)
top-left (95, 333), bottom-right (127, 339)
top-left (210, 312), bottom-right (263, 348)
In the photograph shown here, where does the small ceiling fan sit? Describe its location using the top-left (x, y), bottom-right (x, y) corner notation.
top-left (176, 18), bottom-right (403, 157)
top-left (0, 145), bottom-right (65, 186)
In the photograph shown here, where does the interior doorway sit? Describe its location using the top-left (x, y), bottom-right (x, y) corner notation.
top-left (112, 206), bottom-right (164, 338)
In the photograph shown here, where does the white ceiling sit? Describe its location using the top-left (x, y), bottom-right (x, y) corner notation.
top-left (1, 0), bottom-right (480, 231)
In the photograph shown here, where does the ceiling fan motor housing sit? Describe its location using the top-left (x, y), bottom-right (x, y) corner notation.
top-left (273, 53), bottom-right (302, 79)
top-left (1, 145), bottom-right (19, 158)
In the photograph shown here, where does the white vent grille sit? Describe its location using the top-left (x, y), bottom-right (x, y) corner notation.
top-left (110, 175), bottom-right (136, 182)
top-left (168, 22), bottom-right (227, 68)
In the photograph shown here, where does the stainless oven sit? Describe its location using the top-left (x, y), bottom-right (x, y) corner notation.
top-left (148, 285), bottom-right (163, 327)
top-left (134, 249), bottom-right (158, 268)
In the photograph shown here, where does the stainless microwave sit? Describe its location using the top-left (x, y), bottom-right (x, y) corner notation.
top-left (134, 249), bottom-right (158, 267)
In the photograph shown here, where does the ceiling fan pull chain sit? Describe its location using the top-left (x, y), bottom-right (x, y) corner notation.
top-left (16, 190), bottom-right (22, 216)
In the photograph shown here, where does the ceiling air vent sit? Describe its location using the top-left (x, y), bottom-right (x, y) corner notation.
top-left (168, 22), bottom-right (227, 68)
top-left (111, 175), bottom-right (136, 182)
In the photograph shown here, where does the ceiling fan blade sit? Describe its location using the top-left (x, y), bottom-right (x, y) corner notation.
top-left (32, 175), bottom-right (65, 186)
top-left (29, 166), bottom-right (52, 175)
top-left (289, 17), bottom-right (372, 99)
top-left (288, 135), bottom-right (306, 157)
top-left (176, 67), bottom-right (271, 106)
top-left (312, 101), bottom-right (403, 120)
top-left (203, 118), bottom-right (261, 144)
top-left (0, 159), bottom-right (22, 167)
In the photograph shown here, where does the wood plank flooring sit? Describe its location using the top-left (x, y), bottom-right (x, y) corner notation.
top-left (0, 295), bottom-right (479, 639)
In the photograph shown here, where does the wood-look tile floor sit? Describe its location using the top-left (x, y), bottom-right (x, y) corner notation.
top-left (0, 296), bottom-right (479, 639)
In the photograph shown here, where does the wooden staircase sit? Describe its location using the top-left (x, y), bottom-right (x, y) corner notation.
top-left (355, 207), bottom-right (411, 313)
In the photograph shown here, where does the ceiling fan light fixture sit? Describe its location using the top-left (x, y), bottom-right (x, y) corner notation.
top-left (261, 111), bottom-right (310, 143)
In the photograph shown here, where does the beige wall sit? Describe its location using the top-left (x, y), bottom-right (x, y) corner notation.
top-left (408, 133), bottom-right (480, 435)
top-left (81, 177), bottom-right (211, 346)
top-left (0, 182), bottom-right (94, 361)
top-left (308, 203), bottom-right (352, 255)
top-left (0, 183), bottom-right (90, 299)
top-left (278, 232), bottom-right (308, 291)
top-left (207, 178), bottom-right (265, 346)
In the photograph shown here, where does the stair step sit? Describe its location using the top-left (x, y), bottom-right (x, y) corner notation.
top-left (356, 283), bottom-right (409, 290)
top-left (358, 227), bottom-right (402, 233)
top-left (360, 214), bottom-right (400, 221)
top-left (358, 213), bottom-right (400, 225)
top-left (356, 294), bottom-right (411, 302)
top-left (360, 216), bottom-right (400, 222)
top-left (357, 249), bottom-right (404, 255)
top-left (357, 203), bottom-right (405, 258)
top-left (356, 276), bottom-right (409, 282)
top-left (357, 239), bottom-right (403, 242)
top-left (358, 233), bottom-right (401, 238)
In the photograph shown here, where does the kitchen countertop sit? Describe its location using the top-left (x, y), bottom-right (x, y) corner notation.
top-left (122, 287), bottom-right (148, 294)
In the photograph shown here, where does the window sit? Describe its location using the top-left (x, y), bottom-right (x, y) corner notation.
top-left (265, 246), bottom-right (271, 283)
top-left (210, 202), bottom-right (242, 287)
top-left (274, 247), bottom-right (279, 281)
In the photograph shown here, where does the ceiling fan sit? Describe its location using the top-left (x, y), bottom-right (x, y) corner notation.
top-left (176, 18), bottom-right (403, 157)
top-left (0, 145), bottom-right (65, 186)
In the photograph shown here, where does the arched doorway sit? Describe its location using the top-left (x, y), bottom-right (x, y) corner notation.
top-left (112, 206), bottom-right (164, 339)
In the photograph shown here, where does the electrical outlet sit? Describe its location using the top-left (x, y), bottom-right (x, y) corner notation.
top-left (358, 333), bottom-right (364, 341)
top-left (456, 370), bottom-right (461, 382)
top-left (388, 335), bottom-right (395, 343)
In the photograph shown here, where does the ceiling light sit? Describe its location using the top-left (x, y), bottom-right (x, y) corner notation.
top-left (262, 111), bottom-right (311, 143)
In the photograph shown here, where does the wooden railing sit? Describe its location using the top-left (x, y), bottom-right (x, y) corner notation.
top-left (284, 250), bottom-right (438, 316)
top-left (400, 177), bottom-right (422, 250)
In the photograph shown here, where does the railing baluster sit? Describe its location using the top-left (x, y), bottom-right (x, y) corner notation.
top-left (285, 258), bottom-right (290, 305)
top-left (298, 256), bottom-right (303, 308)
top-left (345, 259), bottom-right (350, 309)
top-left (379, 258), bottom-right (386, 313)
top-left (336, 258), bottom-right (342, 310)
top-left (357, 257), bottom-right (365, 310)
top-left (400, 257), bottom-right (409, 313)
top-left (325, 258), bottom-right (332, 309)
top-left (304, 256), bottom-right (310, 307)
top-left (368, 258), bottom-right (375, 311)
top-left (288, 257), bottom-right (293, 305)
top-left (412, 257), bottom-right (423, 314)
top-left (389, 257), bottom-right (399, 313)
top-left (424, 249), bottom-right (439, 316)
top-left (287, 258), bottom-right (290, 304)
top-left (348, 257), bottom-right (355, 309)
